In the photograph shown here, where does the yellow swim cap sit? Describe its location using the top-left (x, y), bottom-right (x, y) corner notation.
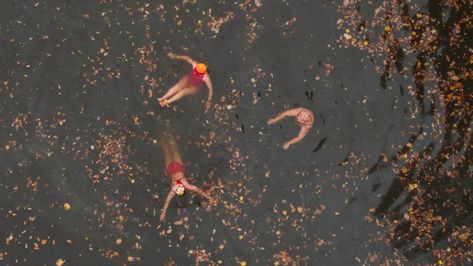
top-left (195, 63), bottom-right (207, 74)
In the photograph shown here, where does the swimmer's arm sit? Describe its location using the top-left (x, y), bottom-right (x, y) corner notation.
top-left (160, 191), bottom-right (176, 222)
top-left (167, 52), bottom-right (197, 66)
top-left (267, 109), bottom-right (298, 124)
top-left (203, 75), bottom-right (213, 102)
top-left (181, 179), bottom-right (212, 201)
top-left (283, 125), bottom-right (311, 149)
top-left (203, 75), bottom-right (213, 112)
top-left (194, 186), bottom-right (212, 201)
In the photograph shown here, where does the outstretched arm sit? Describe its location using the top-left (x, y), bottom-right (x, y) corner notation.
top-left (160, 190), bottom-right (176, 222)
top-left (283, 125), bottom-right (312, 150)
top-left (267, 109), bottom-right (299, 125)
top-left (180, 178), bottom-right (213, 202)
top-left (167, 52), bottom-right (197, 66)
top-left (203, 75), bottom-right (214, 113)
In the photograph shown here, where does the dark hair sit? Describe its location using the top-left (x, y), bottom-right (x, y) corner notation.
top-left (174, 193), bottom-right (188, 208)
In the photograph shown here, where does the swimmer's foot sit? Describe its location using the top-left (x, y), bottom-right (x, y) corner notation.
top-left (159, 99), bottom-right (170, 107)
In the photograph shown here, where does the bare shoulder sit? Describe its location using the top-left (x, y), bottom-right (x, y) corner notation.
top-left (179, 177), bottom-right (193, 187)
top-left (202, 73), bottom-right (211, 81)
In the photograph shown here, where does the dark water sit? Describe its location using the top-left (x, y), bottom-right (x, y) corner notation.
top-left (0, 0), bottom-right (471, 265)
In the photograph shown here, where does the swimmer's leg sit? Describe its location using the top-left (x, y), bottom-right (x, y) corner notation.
top-left (160, 129), bottom-right (178, 166)
top-left (170, 142), bottom-right (182, 163)
top-left (166, 87), bottom-right (198, 105)
top-left (161, 138), bottom-right (173, 166)
top-left (158, 76), bottom-right (187, 101)
top-left (166, 134), bottom-right (182, 163)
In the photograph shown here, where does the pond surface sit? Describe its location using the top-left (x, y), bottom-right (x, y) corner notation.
top-left (0, 0), bottom-right (471, 265)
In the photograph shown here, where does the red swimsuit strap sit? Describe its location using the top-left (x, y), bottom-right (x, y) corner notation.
top-left (193, 67), bottom-right (205, 79)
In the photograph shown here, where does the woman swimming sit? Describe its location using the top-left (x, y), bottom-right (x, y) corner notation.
top-left (159, 131), bottom-right (214, 222)
top-left (267, 107), bottom-right (314, 150)
top-left (158, 52), bottom-right (214, 113)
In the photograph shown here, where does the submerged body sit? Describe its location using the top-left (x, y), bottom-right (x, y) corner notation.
top-left (267, 107), bottom-right (314, 150)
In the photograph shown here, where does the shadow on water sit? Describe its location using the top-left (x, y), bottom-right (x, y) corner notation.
top-left (364, 0), bottom-right (473, 262)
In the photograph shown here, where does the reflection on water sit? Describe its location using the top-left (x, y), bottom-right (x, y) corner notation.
top-left (340, 0), bottom-right (472, 263)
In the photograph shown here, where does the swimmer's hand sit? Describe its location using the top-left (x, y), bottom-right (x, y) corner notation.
top-left (204, 197), bottom-right (216, 211)
top-left (267, 118), bottom-right (277, 125)
top-left (208, 197), bottom-right (216, 206)
top-left (282, 142), bottom-right (291, 150)
top-left (204, 100), bottom-right (212, 113)
top-left (167, 52), bottom-right (176, 59)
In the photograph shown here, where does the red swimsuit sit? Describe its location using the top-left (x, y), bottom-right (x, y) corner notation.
top-left (166, 161), bottom-right (185, 176)
top-left (183, 66), bottom-right (205, 89)
top-left (192, 67), bottom-right (205, 80)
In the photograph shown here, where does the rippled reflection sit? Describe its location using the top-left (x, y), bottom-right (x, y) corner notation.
top-left (340, 0), bottom-right (472, 262)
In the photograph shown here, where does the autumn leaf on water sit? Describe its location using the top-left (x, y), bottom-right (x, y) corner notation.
top-left (56, 258), bottom-right (65, 266)
top-left (282, 17), bottom-right (297, 27)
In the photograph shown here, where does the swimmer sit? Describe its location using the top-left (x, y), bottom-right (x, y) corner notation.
top-left (159, 131), bottom-right (214, 222)
top-left (267, 107), bottom-right (314, 150)
top-left (158, 52), bottom-right (214, 113)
